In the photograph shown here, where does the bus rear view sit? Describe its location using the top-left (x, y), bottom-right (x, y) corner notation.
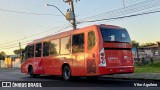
top-left (98, 25), bottom-right (134, 75)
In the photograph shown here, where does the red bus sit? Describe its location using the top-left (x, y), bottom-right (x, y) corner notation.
top-left (21, 24), bottom-right (134, 80)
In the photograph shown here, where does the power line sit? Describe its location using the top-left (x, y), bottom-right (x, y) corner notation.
top-left (122, 0), bottom-right (126, 8)
top-left (1, 0), bottom-right (159, 49)
top-left (0, 25), bottom-right (71, 50)
top-left (0, 23), bottom-right (70, 46)
top-left (78, 0), bottom-right (160, 22)
top-left (0, 26), bottom-right (71, 50)
top-left (15, 8), bottom-right (160, 48)
top-left (85, 0), bottom-right (155, 19)
top-left (2, 8), bottom-right (159, 50)
top-left (86, 0), bottom-right (158, 18)
top-left (1, 0), bottom-right (158, 47)
top-left (0, 0), bottom-right (141, 46)
top-left (0, 43), bottom-right (27, 50)
top-left (0, 8), bottom-right (62, 16)
top-left (79, 10), bottom-right (160, 23)
top-left (77, 0), bottom-right (148, 19)
top-left (77, 0), bottom-right (145, 17)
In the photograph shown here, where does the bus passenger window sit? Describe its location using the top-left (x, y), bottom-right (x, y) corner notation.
top-left (43, 42), bottom-right (50, 56)
top-left (36, 43), bottom-right (42, 57)
top-left (50, 39), bottom-right (59, 55)
top-left (60, 36), bottom-right (71, 55)
top-left (28, 45), bottom-right (34, 58)
top-left (72, 33), bottom-right (84, 53)
top-left (88, 31), bottom-right (96, 50)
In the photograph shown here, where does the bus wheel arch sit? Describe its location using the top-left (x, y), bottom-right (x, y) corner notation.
top-left (28, 65), bottom-right (39, 77)
top-left (62, 63), bottom-right (72, 80)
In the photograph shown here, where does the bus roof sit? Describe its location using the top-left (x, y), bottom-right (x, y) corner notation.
top-left (27, 24), bottom-right (123, 45)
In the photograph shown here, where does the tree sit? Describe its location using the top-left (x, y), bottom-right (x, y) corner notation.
top-left (131, 40), bottom-right (139, 59)
top-left (140, 42), bottom-right (156, 47)
top-left (131, 40), bottom-right (140, 48)
top-left (13, 49), bottom-right (24, 55)
top-left (0, 51), bottom-right (6, 60)
top-left (0, 54), bottom-right (5, 60)
top-left (50, 43), bottom-right (58, 55)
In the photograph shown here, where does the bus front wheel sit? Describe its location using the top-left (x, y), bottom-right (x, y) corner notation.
top-left (62, 65), bottom-right (71, 80)
top-left (28, 66), bottom-right (39, 77)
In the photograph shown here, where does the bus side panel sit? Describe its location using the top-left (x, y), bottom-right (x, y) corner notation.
top-left (40, 55), bottom-right (73, 76)
top-left (85, 26), bottom-right (101, 76)
top-left (50, 56), bottom-right (61, 75)
top-left (42, 56), bottom-right (54, 75)
top-left (71, 53), bottom-right (86, 76)
top-left (59, 55), bottom-right (73, 75)
top-left (34, 57), bottom-right (46, 74)
top-left (21, 62), bottom-right (28, 73)
top-left (21, 58), bottom-right (34, 74)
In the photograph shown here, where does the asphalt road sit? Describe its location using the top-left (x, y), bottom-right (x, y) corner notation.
top-left (0, 68), bottom-right (159, 90)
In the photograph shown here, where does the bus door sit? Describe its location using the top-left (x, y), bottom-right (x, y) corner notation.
top-left (42, 42), bottom-right (54, 75)
top-left (46, 39), bottom-right (60, 75)
top-left (34, 43), bottom-right (45, 74)
top-left (86, 31), bottom-right (97, 74)
top-left (72, 33), bottom-right (85, 76)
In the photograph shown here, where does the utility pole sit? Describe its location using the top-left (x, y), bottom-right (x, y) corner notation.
top-left (122, 0), bottom-right (125, 8)
top-left (46, 4), bottom-right (73, 29)
top-left (0, 60), bottom-right (2, 68)
top-left (63, 0), bottom-right (80, 29)
top-left (19, 42), bottom-right (22, 63)
top-left (70, 0), bottom-right (76, 29)
top-left (136, 43), bottom-right (139, 60)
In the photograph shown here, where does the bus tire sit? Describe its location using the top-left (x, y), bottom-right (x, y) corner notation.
top-left (28, 66), bottom-right (39, 78)
top-left (62, 65), bottom-right (71, 80)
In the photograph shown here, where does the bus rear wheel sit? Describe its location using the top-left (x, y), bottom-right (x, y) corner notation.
top-left (62, 65), bottom-right (71, 80)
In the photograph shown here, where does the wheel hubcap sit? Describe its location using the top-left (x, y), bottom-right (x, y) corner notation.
top-left (30, 68), bottom-right (33, 76)
top-left (64, 67), bottom-right (70, 80)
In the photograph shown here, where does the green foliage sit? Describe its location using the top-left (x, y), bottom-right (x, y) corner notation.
top-left (140, 42), bottom-right (156, 47)
top-left (131, 40), bottom-right (139, 48)
top-left (0, 51), bottom-right (6, 56)
top-left (135, 61), bottom-right (160, 73)
top-left (50, 43), bottom-right (58, 55)
top-left (141, 57), bottom-right (149, 65)
top-left (13, 49), bottom-right (24, 55)
top-left (131, 40), bottom-right (157, 48)
top-left (145, 61), bottom-right (160, 67)
top-left (135, 67), bottom-right (160, 73)
top-left (0, 54), bottom-right (5, 60)
top-left (65, 37), bottom-right (71, 51)
top-left (150, 57), bottom-right (153, 64)
top-left (88, 31), bottom-right (96, 50)
top-left (0, 51), bottom-right (6, 60)
top-left (135, 57), bottom-right (154, 66)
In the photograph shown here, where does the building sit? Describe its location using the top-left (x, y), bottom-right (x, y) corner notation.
top-left (137, 41), bottom-right (160, 59)
top-left (0, 55), bottom-right (21, 68)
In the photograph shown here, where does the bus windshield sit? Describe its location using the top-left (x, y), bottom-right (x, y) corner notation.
top-left (100, 27), bottom-right (131, 43)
